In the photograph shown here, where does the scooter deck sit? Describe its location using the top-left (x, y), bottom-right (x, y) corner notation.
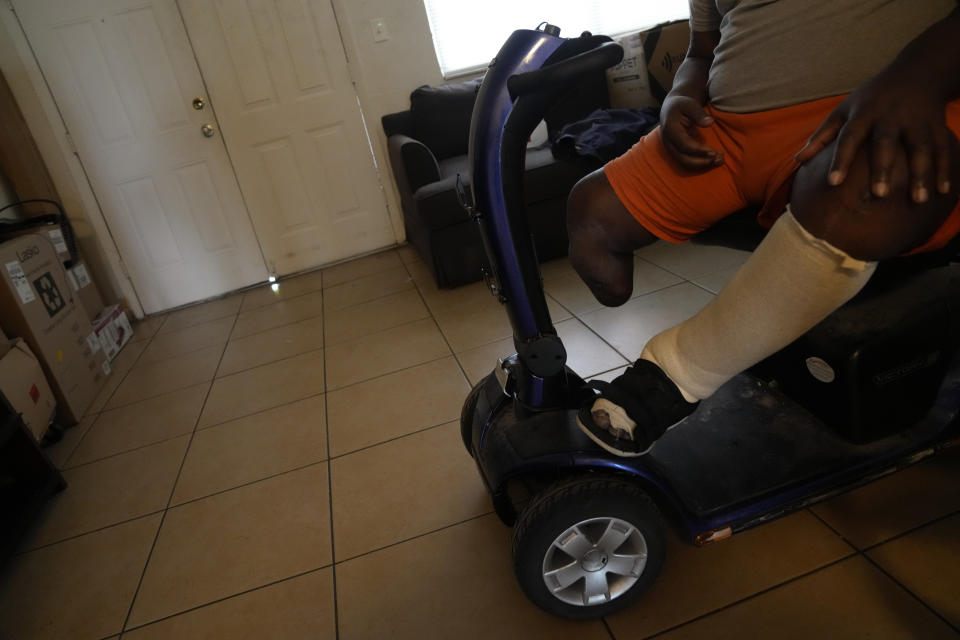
top-left (490, 359), bottom-right (960, 526)
top-left (644, 367), bottom-right (959, 519)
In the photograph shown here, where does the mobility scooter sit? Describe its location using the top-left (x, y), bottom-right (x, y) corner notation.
top-left (459, 24), bottom-right (960, 619)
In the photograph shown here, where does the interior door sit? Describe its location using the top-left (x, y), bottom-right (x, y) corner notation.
top-left (13, 0), bottom-right (269, 313)
top-left (178, 0), bottom-right (397, 276)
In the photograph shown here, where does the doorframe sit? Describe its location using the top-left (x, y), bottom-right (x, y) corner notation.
top-left (0, 0), bottom-right (145, 317)
top-left (327, 0), bottom-right (406, 245)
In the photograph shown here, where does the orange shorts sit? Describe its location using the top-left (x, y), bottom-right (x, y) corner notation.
top-left (604, 95), bottom-right (960, 253)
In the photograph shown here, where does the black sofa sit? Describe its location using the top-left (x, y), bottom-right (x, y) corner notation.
top-left (382, 73), bottom-right (609, 288)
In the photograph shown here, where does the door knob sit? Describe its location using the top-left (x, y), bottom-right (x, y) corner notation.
top-left (201, 124), bottom-right (215, 137)
top-left (192, 97), bottom-right (205, 110)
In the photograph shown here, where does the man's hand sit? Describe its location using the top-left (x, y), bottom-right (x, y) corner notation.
top-left (660, 95), bottom-right (724, 171)
top-left (795, 66), bottom-right (952, 204)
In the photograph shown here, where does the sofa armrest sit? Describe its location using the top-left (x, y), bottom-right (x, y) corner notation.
top-left (413, 172), bottom-right (472, 229)
top-left (388, 134), bottom-right (442, 193)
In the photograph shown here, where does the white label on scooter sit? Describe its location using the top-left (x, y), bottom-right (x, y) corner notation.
top-left (806, 356), bottom-right (836, 383)
top-left (5, 261), bottom-right (35, 303)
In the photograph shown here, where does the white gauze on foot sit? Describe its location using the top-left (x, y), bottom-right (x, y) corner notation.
top-left (642, 207), bottom-right (877, 401)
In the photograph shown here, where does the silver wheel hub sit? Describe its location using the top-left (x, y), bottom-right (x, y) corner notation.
top-left (580, 548), bottom-right (607, 571)
top-left (542, 516), bottom-right (648, 607)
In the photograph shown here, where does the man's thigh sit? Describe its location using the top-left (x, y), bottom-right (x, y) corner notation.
top-left (790, 119), bottom-right (960, 260)
top-left (602, 124), bottom-right (750, 243)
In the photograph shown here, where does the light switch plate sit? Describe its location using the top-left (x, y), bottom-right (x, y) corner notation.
top-left (371, 18), bottom-right (389, 42)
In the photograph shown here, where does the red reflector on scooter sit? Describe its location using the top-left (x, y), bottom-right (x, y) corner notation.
top-left (695, 527), bottom-right (733, 546)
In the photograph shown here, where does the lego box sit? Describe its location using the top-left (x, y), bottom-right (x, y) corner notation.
top-left (66, 260), bottom-right (105, 323)
top-left (92, 303), bottom-right (133, 361)
top-left (0, 234), bottom-right (109, 424)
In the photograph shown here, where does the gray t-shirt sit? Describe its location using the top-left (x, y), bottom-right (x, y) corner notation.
top-left (690, 0), bottom-right (956, 112)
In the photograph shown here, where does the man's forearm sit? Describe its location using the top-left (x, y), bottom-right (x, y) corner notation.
top-left (886, 7), bottom-right (960, 100)
top-left (665, 56), bottom-right (711, 105)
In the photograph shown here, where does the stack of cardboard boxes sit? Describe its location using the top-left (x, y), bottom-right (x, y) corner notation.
top-left (0, 224), bottom-right (133, 443)
top-left (606, 20), bottom-right (690, 110)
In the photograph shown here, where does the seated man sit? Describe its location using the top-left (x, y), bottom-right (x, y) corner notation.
top-left (570, 0), bottom-right (960, 456)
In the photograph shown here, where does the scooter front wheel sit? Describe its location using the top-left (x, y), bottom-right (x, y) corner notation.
top-left (512, 474), bottom-right (665, 619)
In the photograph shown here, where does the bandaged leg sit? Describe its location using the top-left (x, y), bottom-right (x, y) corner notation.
top-left (642, 206), bottom-right (877, 401)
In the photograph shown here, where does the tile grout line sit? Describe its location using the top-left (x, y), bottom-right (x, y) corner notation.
top-left (332, 511), bottom-right (497, 565)
top-left (86, 416), bottom-right (463, 523)
top-left (61, 388), bottom-right (210, 471)
top-left (861, 548), bottom-right (960, 635)
top-left (155, 308), bottom-right (240, 336)
top-left (13, 510), bottom-right (167, 557)
top-left (601, 616), bottom-right (618, 640)
top-left (326, 351), bottom-right (454, 394)
top-left (325, 311), bottom-right (432, 350)
top-left (97, 376), bottom-right (220, 415)
top-left (162, 460), bottom-right (329, 511)
top-left (319, 270), bottom-right (342, 640)
top-left (641, 551), bottom-right (860, 639)
top-left (809, 505), bottom-right (960, 635)
top-left (235, 273), bottom-right (416, 341)
top-left (324, 280), bottom-right (417, 313)
top-left (188, 389), bottom-right (324, 432)
top-left (118, 308), bottom-right (240, 635)
top-left (232, 280), bottom-right (414, 344)
top-left (102, 341), bottom-right (328, 415)
top-left (404, 262), bottom-right (485, 387)
top-left (328, 418), bottom-right (457, 461)
top-left (859, 507), bottom-right (960, 553)
top-left (805, 506), bottom-right (859, 548)
top-left (543, 290), bottom-right (637, 367)
top-left (62, 328), bottom-right (157, 469)
top-left (109, 265), bottom-right (418, 410)
top-left (117, 564), bottom-right (333, 637)
top-left (70, 346), bottom-right (459, 474)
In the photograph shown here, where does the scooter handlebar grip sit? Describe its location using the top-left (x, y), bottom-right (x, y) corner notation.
top-left (506, 41), bottom-right (623, 98)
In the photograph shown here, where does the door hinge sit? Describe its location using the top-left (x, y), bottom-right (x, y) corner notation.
top-left (118, 259), bottom-right (131, 278)
top-left (3, 0), bottom-right (14, 14)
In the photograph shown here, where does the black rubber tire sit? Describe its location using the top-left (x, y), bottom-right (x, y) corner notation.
top-left (460, 381), bottom-right (484, 457)
top-left (512, 474), bottom-right (666, 620)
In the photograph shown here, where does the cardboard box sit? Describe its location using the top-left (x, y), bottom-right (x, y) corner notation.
top-left (66, 260), bottom-right (104, 322)
top-left (0, 234), bottom-right (110, 425)
top-left (0, 338), bottom-right (56, 442)
top-left (607, 20), bottom-right (690, 109)
top-left (93, 303), bottom-right (133, 361)
top-left (0, 222), bottom-right (72, 265)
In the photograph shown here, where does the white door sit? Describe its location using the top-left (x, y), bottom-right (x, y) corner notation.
top-left (178, 0), bottom-right (397, 276)
top-left (13, 0), bottom-right (269, 313)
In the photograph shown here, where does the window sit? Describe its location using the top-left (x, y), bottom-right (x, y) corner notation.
top-left (423, 0), bottom-right (690, 78)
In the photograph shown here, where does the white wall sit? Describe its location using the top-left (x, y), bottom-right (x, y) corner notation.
top-left (333, 0), bottom-right (446, 242)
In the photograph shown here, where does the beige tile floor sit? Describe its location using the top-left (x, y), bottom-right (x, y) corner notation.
top-left (1, 242), bottom-right (959, 639)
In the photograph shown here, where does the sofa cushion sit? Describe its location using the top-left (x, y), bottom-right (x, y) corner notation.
top-left (408, 78), bottom-right (481, 160)
top-left (437, 155), bottom-right (470, 181)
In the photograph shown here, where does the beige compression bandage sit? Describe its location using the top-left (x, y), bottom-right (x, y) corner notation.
top-left (642, 207), bottom-right (877, 401)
